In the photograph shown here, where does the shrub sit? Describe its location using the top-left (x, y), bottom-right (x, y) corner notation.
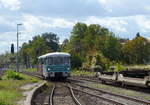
top-left (3, 70), bottom-right (25, 80)
top-left (26, 68), bottom-right (37, 72)
top-left (115, 62), bottom-right (125, 72)
top-left (0, 99), bottom-right (11, 105)
top-left (31, 78), bottom-right (38, 83)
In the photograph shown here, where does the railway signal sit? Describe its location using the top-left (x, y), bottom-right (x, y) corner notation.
top-left (11, 44), bottom-right (14, 54)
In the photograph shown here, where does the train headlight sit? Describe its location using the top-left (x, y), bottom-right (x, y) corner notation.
top-left (48, 68), bottom-right (51, 71)
top-left (67, 67), bottom-right (70, 70)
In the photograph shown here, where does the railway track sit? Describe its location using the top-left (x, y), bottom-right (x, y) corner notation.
top-left (71, 76), bottom-right (150, 94)
top-left (68, 80), bottom-right (150, 105)
top-left (44, 83), bottom-right (81, 105)
top-left (21, 72), bottom-right (150, 105)
top-left (46, 83), bottom-right (128, 105)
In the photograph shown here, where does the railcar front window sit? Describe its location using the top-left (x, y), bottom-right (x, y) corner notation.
top-left (51, 57), bottom-right (70, 65)
top-left (53, 57), bottom-right (63, 65)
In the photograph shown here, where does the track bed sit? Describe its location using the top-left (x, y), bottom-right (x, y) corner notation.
top-left (53, 83), bottom-right (77, 105)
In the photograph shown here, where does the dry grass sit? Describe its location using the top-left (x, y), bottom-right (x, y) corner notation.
top-left (87, 83), bottom-right (150, 100)
top-left (125, 65), bottom-right (150, 70)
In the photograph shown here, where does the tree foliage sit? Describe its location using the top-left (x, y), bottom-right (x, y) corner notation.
top-left (1, 22), bottom-right (150, 71)
top-left (61, 22), bottom-right (150, 71)
top-left (122, 36), bottom-right (150, 64)
top-left (62, 22), bottom-right (122, 70)
top-left (21, 32), bottom-right (59, 66)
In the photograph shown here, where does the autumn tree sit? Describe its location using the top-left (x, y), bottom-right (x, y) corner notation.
top-left (122, 36), bottom-right (150, 64)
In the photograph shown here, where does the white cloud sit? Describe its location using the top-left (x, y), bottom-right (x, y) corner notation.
top-left (21, 14), bottom-right (50, 33)
top-left (48, 18), bottom-right (74, 28)
top-left (0, 0), bottom-right (21, 10)
top-left (0, 16), bottom-right (15, 27)
top-left (0, 16), bottom-right (8, 24)
top-left (21, 14), bottom-right (74, 33)
top-left (84, 16), bottom-right (127, 33)
top-left (134, 15), bottom-right (150, 33)
top-left (94, 0), bottom-right (150, 14)
top-left (83, 15), bottom-right (150, 37)
top-left (144, 5), bottom-right (150, 11)
top-left (96, 0), bottom-right (122, 12)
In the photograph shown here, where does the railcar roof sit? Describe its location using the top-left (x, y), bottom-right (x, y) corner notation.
top-left (38, 52), bottom-right (70, 59)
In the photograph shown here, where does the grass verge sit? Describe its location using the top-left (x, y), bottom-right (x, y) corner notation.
top-left (0, 70), bottom-right (40, 105)
top-left (25, 68), bottom-right (37, 72)
top-left (71, 69), bottom-right (94, 76)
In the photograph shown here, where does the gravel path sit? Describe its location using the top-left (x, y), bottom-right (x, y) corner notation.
top-left (53, 83), bottom-right (76, 105)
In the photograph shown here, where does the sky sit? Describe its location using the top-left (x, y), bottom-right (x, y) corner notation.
top-left (0, 0), bottom-right (150, 54)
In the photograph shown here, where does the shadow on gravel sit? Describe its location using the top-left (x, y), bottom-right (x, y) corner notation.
top-left (47, 77), bottom-right (68, 82)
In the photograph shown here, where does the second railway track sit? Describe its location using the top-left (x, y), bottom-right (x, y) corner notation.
top-left (68, 79), bottom-right (150, 105)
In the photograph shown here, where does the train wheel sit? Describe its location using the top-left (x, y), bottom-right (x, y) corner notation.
top-left (101, 80), bottom-right (106, 84)
top-left (64, 77), bottom-right (67, 80)
top-left (146, 82), bottom-right (150, 87)
top-left (44, 76), bottom-right (48, 80)
top-left (121, 83), bottom-right (125, 87)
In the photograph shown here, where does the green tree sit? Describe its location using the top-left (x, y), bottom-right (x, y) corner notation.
top-left (20, 32), bottom-right (60, 66)
top-left (62, 22), bottom-right (121, 69)
top-left (42, 32), bottom-right (60, 51)
top-left (71, 22), bottom-right (87, 39)
top-left (101, 35), bottom-right (122, 61)
top-left (122, 36), bottom-right (150, 64)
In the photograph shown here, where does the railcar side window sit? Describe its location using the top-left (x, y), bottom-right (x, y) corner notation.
top-left (41, 59), bottom-right (44, 64)
top-left (46, 58), bottom-right (48, 65)
top-left (64, 57), bottom-right (70, 65)
top-left (48, 57), bottom-right (53, 65)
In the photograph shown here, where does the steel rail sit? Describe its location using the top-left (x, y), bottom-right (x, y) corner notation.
top-left (69, 80), bottom-right (150, 105)
top-left (50, 83), bottom-right (82, 105)
top-left (68, 86), bottom-right (82, 105)
top-left (49, 85), bottom-right (55, 105)
top-left (71, 87), bottom-right (125, 105)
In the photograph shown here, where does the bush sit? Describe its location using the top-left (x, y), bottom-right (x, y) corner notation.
top-left (0, 98), bottom-right (12, 105)
top-left (71, 55), bottom-right (84, 69)
top-left (71, 69), bottom-right (94, 76)
top-left (0, 100), bottom-right (11, 105)
top-left (115, 62), bottom-right (125, 72)
top-left (3, 70), bottom-right (25, 80)
top-left (26, 68), bottom-right (37, 72)
top-left (91, 53), bottom-right (112, 71)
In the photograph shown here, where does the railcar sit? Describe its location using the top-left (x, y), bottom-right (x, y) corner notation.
top-left (38, 52), bottom-right (71, 79)
top-left (117, 74), bottom-right (150, 87)
top-left (98, 72), bottom-right (118, 84)
top-left (98, 72), bottom-right (150, 87)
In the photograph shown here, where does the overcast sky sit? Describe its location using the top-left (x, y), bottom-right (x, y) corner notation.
top-left (0, 0), bottom-right (150, 54)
